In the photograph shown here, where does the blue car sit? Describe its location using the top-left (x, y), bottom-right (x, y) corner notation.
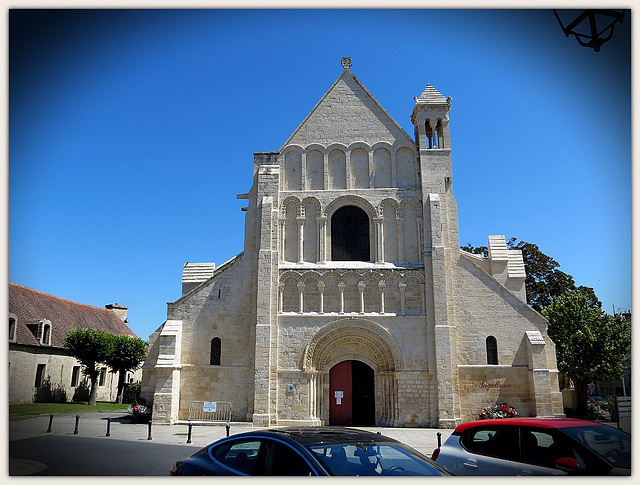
top-left (170, 427), bottom-right (452, 476)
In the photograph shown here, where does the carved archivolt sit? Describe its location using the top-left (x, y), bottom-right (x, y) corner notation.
top-left (323, 195), bottom-right (377, 220)
top-left (302, 317), bottom-right (403, 372)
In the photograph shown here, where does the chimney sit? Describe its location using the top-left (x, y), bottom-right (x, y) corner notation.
top-left (106, 303), bottom-right (128, 324)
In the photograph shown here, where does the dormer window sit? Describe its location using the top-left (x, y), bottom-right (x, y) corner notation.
top-left (9, 316), bottom-right (17, 342)
top-left (41, 322), bottom-right (51, 346)
top-left (27, 319), bottom-right (52, 346)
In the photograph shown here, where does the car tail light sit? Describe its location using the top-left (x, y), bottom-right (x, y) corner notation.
top-left (431, 448), bottom-right (440, 461)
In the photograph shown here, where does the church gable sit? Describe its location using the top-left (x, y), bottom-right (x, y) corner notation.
top-left (282, 69), bottom-right (413, 148)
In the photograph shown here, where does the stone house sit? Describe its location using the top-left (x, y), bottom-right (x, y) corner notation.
top-left (9, 282), bottom-right (140, 404)
top-left (142, 60), bottom-right (564, 428)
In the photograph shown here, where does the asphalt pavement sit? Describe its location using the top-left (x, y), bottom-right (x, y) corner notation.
top-left (8, 411), bottom-right (454, 476)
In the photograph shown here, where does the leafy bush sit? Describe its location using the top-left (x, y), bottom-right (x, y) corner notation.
top-left (122, 382), bottom-right (145, 404)
top-left (479, 403), bottom-right (518, 419)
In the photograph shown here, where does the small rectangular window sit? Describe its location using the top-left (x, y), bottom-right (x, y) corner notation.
top-left (98, 367), bottom-right (107, 386)
top-left (71, 366), bottom-right (81, 387)
top-left (34, 364), bottom-right (46, 387)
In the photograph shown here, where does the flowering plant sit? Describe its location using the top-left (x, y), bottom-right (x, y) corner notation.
top-left (478, 403), bottom-right (518, 419)
top-left (127, 403), bottom-right (151, 423)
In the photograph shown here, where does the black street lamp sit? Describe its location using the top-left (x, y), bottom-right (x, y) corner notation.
top-left (553, 9), bottom-right (625, 52)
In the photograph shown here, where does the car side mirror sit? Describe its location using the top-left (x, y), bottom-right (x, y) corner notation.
top-left (555, 457), bottom-right (583, 473)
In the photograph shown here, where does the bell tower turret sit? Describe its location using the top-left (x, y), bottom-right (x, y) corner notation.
top-left (411, 84), bottom-right (453, 195)
top-left (413, 83), bottom-right (461, 428)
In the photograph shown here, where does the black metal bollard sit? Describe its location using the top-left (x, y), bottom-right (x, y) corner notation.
top-left (147, 420), bottom-right (152, 440)
top-left (74, 415), bottom-right (80, 435)
top-left (187, 421), bottom-right (192, 444)
top-left (437, 432), bottom-right (442, 449)
top-left (106, 417), bottom-right (111, 437)
top-left (226, 423), bottom-right (230, 437)
top-left (46, 414), bottom-right (54, 433)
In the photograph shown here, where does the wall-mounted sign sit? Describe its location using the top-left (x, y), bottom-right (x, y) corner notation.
top-left (287, 384), bottom-right (295, 392)
top-left (334, 391), bottom-right (344, 398)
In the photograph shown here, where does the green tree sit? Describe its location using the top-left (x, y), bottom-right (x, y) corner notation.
top-left (63, 328), bottom-right (113, 406)
top-left (104, 334), bottom-right (148, 403)
top-left (461, 238), bottom-right (600, 312)
top-left (543, 292), bottom-right (631, 417)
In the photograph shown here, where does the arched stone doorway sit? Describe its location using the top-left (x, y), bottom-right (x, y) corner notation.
top-left (329, 360), bottom-right (375, 426)
top-left (303, 318), bottom-right (403, 426)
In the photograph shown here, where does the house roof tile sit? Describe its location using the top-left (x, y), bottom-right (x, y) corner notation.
top-left (9, 282), bottom-right (138, 349)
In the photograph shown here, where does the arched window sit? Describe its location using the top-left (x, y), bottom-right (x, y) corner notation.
top-left (41, 323), bottom-right (51, 345)
top-left (210, 337), bottom-right (221, 365)
top-left (331, 205), bottom-right (370, 261)
top-left (486, 336), bottom-right (498, 365)
top-left (9, 317), bottom-right (16, 341)
top-left (425, 120), bottom-right (434, 149)
top-left (436, 119), bottom-right (444, 148)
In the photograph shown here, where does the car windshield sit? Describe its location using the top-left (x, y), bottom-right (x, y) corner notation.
top-left (559, 425), bottom-right (631, 469)
top-left (308, 442), bottom-right (449, 476)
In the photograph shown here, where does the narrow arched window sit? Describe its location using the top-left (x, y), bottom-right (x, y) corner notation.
top-left (210, 337), bottom-right (221, 365)
top-left (486, 336), bottom-right (498, 365)
top-left (425, 120), bottom-right (434, 149)
top-left (42, 324), bottom-right (51, 345)
top-left (9, 317), bottom-right (16, 341)
top-left (331, 205), bottom-right (370, 261)
top-left (436, 119), bottom-right (444, 148)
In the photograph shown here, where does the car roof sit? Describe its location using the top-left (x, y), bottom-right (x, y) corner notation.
top-left (454, 417), bottom-right (605, 433)
top-left (228, 427), bottom-right (401, 446)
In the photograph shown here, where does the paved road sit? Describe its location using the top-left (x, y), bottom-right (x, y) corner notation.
top-left (10, 435), bottom-right (200, 475)
top-left (8, 411), bottom-right (453, 476)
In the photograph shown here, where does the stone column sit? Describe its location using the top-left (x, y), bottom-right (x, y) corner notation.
top-left (375, 217), bottom-right (384, 263)
top-left (338, 282), bottom-right (345, 314)
top-left (417, 217), bottom-right (424, 264)
top-left (301, 152), bottom-right (307, 190)
top-left (379, 281), bottom-right (386, 314)
top-left (278, 219), bottom-right (285, 262)
top-left (396, 216), bottom-right (404, 264)
top-left (296, 216), bottom-right (305, 263)
top-left (318, 216), bottom-right (327, 263)
top-left (391, 151), bottom-right (397, 188)
top-left (318, 281), bottom-right (325, 314)
top-left (298, 281), bottom-right (305, 314)
top-left (399, 283), bottom-right (407, 316)
top-left (358, 281), bottom-right (366, 314)
top-left (323, 152), bottom-right (329, 192)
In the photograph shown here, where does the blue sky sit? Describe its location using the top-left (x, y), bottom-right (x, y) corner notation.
top-left (8, 8), bottom-right (632, 340)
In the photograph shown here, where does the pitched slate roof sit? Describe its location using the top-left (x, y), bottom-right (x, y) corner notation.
top-left (415, 83), bottom-right (449, 104)
top-left (9, 282), bottom-right (137, 349)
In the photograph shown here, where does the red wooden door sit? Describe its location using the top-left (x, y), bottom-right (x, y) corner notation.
top-left (329, 360), bottom-right (352, 425)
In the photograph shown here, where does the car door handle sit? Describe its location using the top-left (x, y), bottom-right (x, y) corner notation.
top-left (462, 461), bottom-right (478, 469)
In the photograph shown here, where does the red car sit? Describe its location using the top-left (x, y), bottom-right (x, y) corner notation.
top-left (432, 417), bottom-right (630, 476)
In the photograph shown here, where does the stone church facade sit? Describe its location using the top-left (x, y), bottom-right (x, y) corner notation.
top-left (141, 60), bottom-right (564, 428)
